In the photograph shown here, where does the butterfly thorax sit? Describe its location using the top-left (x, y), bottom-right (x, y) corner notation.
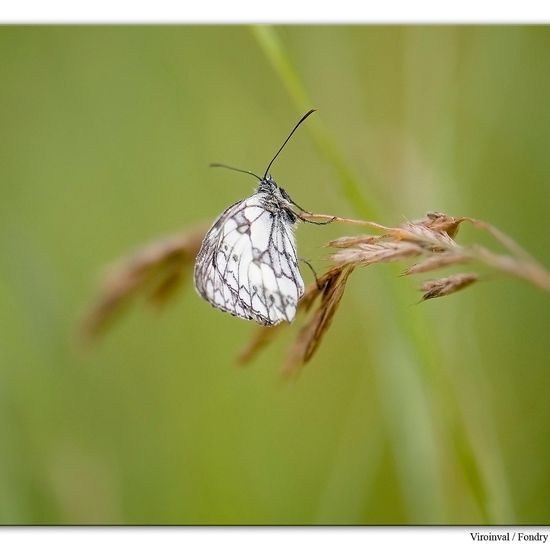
top-left (256, 175), bottom-right (298, 224)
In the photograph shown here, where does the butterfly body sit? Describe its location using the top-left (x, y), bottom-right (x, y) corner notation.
top-left (194, 176), bottom-right (304, 326)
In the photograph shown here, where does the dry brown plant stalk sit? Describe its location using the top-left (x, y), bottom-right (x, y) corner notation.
top-left (81, 225), bottom-right (206, 344)
top-left (82, 212), bottom-right (550, 372)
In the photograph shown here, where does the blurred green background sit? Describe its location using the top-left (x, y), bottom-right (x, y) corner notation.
top-left (0, 25), bottom-right (549, 525)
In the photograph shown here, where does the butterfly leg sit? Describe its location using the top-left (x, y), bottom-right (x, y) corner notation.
top-left (296, 212), bottom-right (337, 226)
top-left (299, 258), bottom-right (324, 291)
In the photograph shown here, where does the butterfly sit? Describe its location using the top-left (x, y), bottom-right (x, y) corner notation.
top-left (194, 110), bottom-right (329, 326)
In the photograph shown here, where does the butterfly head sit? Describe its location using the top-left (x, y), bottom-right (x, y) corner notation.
top-left (256, 174), bottom-right (275, 192)
top-left (258, 175), bottom-right (293, 204)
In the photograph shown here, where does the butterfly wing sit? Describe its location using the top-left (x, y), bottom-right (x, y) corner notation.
top-left (194, 194), bottom-right (304, 325)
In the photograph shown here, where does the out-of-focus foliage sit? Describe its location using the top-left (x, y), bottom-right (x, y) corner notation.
top-left (0, 26), bottom-right (549, 524)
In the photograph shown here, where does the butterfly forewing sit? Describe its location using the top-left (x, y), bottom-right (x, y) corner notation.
top-left (194, 193), bottom-right (304, 325)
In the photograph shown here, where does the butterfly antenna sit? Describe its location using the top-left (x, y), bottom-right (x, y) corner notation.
top-left (210, 163), bottom-right (262, 181)
top-left (263, 109), bottom-right (317, 179)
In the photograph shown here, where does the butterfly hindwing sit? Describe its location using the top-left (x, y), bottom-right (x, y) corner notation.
top-left (194, 193), bottom-right (304, 325)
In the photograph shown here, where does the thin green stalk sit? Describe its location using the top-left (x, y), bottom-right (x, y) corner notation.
top-left (251, 24), bottom-right (513, 523)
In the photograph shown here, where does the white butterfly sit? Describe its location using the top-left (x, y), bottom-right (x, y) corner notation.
top-left (194, 110), bottom-right (327, 326)
top-left (194, 177), bottom-right (304, 325)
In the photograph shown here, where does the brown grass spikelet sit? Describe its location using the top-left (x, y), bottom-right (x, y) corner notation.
top-left (387, 222), bottom-right (458, 251)
top-left (237, 323), bottom-right (285, 366)
top-left (414, 211), bottom-right (465, 239)
top-left (420, 273), bottom-right (479, 301)
top-left (328, 234), bottom-right (382, 248)
top-left (330, 240), bottom-right (423, 267)
top-left (282, 265), bottom-right (354, 375)
top-left (81, 225), bottom-right (207, 344)
top-left (403, 251), bottom-right (470, 275)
